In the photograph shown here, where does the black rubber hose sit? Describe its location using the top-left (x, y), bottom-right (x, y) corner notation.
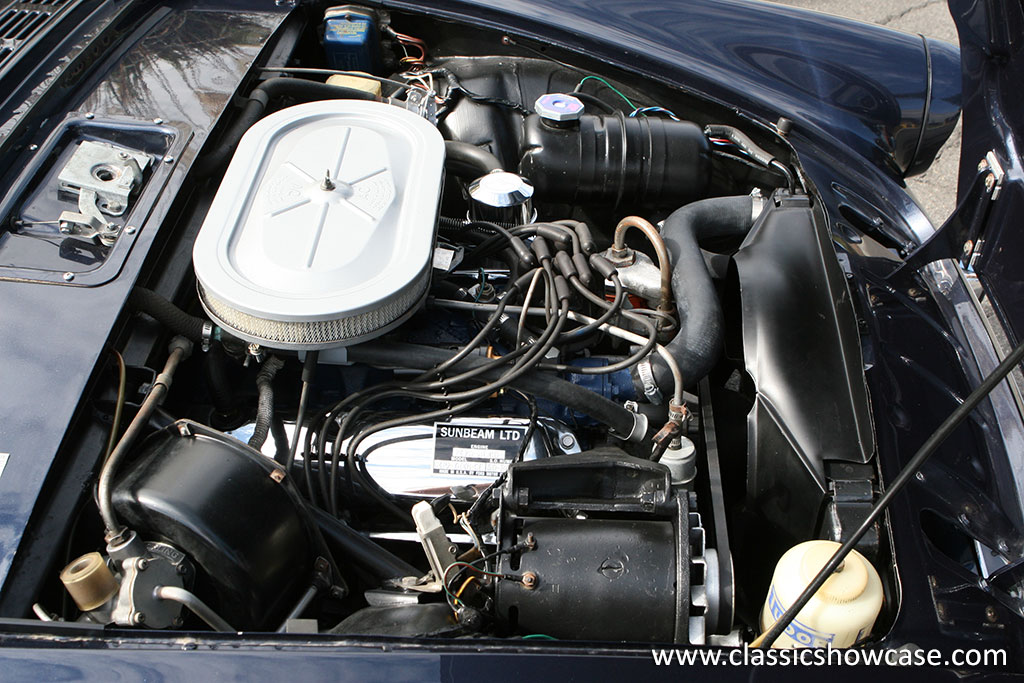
top-left (257, 76), bottom-right (378, 103)
top-left (193, 77), bottom-right (378, 178)
top-left (642, 195), bottom-right (754, 394)
top-left (129, 287), bottom-right (209, 341)
top-left (444, 140), bottom-right (503, 178)
top-left (705, 124), bottom-right (795, 191)
top-left (249, 356), bottom-right (285, 450)
top-left (704, 125), bottom-right (775, 167)
top-left (438, 216), bottom-right (517, 232)
top-left (310, 507), bottom-right (420, 581)
top-left (346, 342), bottom-right (642, 440)
top-left (270, 414), bottom-right (290, 465)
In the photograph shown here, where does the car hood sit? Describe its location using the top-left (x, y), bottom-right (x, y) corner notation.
top-left (949, 0), bottom-right (1024, 343)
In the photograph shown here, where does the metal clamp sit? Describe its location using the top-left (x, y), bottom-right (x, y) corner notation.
top-left (618, 401), bottom-right (649, 443)
top-left (201, 321), bottom-right (214, 353)
top-left (635, 358), bottom-right (663, 404)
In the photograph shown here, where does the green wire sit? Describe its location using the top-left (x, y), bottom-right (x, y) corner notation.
top-left (443, 560), bottom-right (504, 607)
top-left (575, 75), bottom-right (636, 110)
top-left (522, 634), bottom-right (557, 640)
top-left (473, 268), bottom-right (487, 302)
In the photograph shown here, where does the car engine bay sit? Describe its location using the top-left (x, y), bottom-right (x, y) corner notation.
top-left (19, 4), bottom-right (894, 647)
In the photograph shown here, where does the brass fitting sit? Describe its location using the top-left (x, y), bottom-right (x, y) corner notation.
top-left (60, 552), bottom-right (119, 612)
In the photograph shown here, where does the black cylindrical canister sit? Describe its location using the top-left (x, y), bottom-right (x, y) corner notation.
top-left (519, 112), bottom-right (710, 206)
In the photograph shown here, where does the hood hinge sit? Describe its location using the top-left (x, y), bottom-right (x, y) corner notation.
top-left (888, 150), bottom-right (1004, 278)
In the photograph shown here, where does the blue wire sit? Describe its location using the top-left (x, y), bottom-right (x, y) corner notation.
top-left (629, 106), bottom-right (681, 121)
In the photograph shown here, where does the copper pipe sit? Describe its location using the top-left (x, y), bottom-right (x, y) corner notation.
top-left (612, 216), bottom-right (673, 312)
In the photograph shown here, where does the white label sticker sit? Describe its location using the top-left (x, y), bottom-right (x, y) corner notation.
top-left (0, 453), bottom-right (8, 481)
top-left (432, 421), bottom-right (528, 477)
top-left (432, 247), bottom-right (455, 271)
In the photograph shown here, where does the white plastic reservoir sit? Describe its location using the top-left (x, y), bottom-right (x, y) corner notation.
top-left (760, 540), bottom-right (883, 648)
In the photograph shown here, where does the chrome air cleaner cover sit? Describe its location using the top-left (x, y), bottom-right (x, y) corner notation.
top-left (192, 99), bottom-right (445, 349)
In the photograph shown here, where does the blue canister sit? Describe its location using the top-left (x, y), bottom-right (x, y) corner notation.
top-left (323, 6), bottom-right (381, 73)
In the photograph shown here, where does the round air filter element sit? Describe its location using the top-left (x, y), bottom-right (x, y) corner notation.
top-left (192, 100), bottom-right (445, 349)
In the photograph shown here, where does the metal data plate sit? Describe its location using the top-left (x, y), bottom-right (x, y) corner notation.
top-left (227, 416), bottom-right (582, 498)
top-left (358, 417), bottom-right (581, 497)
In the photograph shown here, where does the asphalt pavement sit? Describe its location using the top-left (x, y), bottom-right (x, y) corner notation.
top-left (771, 0), bottom-right (961, 224)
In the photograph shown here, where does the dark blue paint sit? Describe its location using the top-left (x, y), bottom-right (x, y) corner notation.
top-left (0, 1), bottom-right (287, 586)
top-left (0, 0), bottom-right (955, 597)
top-left (0, 634), bottom-right (994, 680)
top-left (951, 0), bottom-right (1024, 347)
top-left (380, 0), bottom-right (959, 179)
top-left (0, 0), bottom-right (1019, 671)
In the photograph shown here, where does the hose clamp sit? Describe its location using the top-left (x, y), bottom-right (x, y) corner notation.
top-left (618, 403), bottom-right (648, 443)
top-left (750, 187), bottom-right (767, 224)
top-left (635, 358), bottom-right (663, 405)
top-left (201, 321), bottom-right (213, 353)
top-left (153, 371), bottom-right (173, 392)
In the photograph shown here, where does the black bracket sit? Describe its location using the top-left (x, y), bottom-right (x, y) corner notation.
top-left (888, 155), bottom-right (1003, 279)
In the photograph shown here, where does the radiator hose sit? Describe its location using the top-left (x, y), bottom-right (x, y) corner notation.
top-left (639, 195), bottom-right (756, 395)
top-left (443, 140), bottom-right (503, 178)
